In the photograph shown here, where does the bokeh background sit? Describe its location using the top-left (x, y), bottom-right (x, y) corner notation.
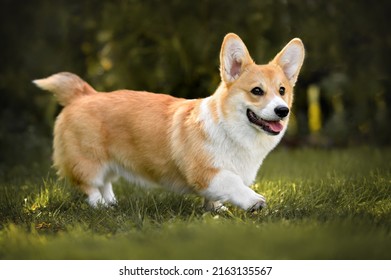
top-left (1, 0), bottom-right (390, 174)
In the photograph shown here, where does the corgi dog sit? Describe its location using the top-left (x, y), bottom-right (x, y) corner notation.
top-left (34, 33), bottom-right (304, 211)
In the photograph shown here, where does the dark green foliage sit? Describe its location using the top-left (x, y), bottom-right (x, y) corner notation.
top-left (0, 1), bottom-right (391, 169)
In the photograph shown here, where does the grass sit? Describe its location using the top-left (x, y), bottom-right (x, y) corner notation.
top-left (0, 146), bottom-right (390, 259)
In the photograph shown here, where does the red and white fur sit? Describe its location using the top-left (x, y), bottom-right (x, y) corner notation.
top-left (34, 33), bottom-right (304, 211)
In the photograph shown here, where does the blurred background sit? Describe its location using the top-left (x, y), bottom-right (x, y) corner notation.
top-left (0, 0), bottom-right (390, 174)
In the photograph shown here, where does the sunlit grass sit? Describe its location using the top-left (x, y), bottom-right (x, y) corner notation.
top-left (0, 147), bottom-right (390, 259)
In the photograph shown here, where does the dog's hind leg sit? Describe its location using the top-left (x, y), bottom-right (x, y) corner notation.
top-left (99, 182), bottom-right (117, 206)
top-left (82, 184), bottom-right (105, 207)
top-left (80, 181), bottom-right (117, 207)
top-left (68, 162), bottom-right (116, 207)
top-left (87, 166), bottom-right (118, 207)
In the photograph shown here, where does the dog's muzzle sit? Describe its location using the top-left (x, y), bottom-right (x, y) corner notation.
top-left (246, 109), bottom-right (284, 135)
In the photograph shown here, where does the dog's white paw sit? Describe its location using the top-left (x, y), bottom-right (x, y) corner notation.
top-left (204, 200), bottom-right (228, 213)
top-left (202, 170), bottom-right (267, 211)
top-left (245, 193), bottom-right (267, 212)
top-left (248, 199), bottom-right (267, 212)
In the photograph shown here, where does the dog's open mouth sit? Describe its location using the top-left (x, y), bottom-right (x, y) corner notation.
top-left (246, 109), bottom-right (283, 135)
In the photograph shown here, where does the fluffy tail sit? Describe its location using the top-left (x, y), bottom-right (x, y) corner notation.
top-left (33, 72), bottom-right (96, 106)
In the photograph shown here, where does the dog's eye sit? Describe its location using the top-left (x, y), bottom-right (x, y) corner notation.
top-left (251, 87), bottom-right (264, 96)
top-left (279, 86), bottom-right (286, 96)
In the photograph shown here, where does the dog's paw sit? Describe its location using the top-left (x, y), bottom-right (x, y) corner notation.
top-left (204, 200), bottom-right (228, 213)
top-left (215, 204), bottom-right (229, 213)
top-left (247, 193), bottom-right (267, 212)
top-left (248, 199), bottom-right (267, 212)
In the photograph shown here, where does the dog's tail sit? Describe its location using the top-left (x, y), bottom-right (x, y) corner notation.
top-left (33, 72), bottom-right (97, 106)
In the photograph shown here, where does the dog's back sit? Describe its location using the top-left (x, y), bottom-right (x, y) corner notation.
top-left (34, 74), bottom-right (216, 206)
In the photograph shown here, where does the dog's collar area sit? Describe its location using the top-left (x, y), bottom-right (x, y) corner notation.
top-left (246, 109), bottom-right (283, 135)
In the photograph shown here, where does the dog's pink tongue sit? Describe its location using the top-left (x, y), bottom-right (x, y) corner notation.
top-left (268, 121), bottom-right (283, 133)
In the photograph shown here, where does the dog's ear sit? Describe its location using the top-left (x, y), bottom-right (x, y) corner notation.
top-left (272, 38), bottom-right (305, 86)
top-left (220, 33), bottom-right (254, 85)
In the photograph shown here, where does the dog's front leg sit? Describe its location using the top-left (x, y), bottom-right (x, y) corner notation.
top-left (200, 170), bottom-right (266, 211)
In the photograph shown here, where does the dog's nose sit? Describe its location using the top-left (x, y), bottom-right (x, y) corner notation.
top-left (274, 106), bottom-right (289, 118)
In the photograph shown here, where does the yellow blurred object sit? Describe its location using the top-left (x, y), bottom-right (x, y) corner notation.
top-left (307, 85), bottom-right (322, 133)
top-left (100, 57), bottom-right (113, 71)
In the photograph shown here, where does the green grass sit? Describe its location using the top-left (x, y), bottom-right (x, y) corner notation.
top-left (0, 146), bottom-right (390, 259)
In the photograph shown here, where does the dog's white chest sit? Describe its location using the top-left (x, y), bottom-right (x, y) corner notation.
top-left (199, 98), bottom-right (282, 186)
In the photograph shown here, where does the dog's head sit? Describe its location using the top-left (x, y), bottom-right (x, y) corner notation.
top-left (218, 33), bottom-right (304, 136)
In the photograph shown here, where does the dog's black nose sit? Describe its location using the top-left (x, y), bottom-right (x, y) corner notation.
top-left (274, 106), bottom-right (289, 118)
